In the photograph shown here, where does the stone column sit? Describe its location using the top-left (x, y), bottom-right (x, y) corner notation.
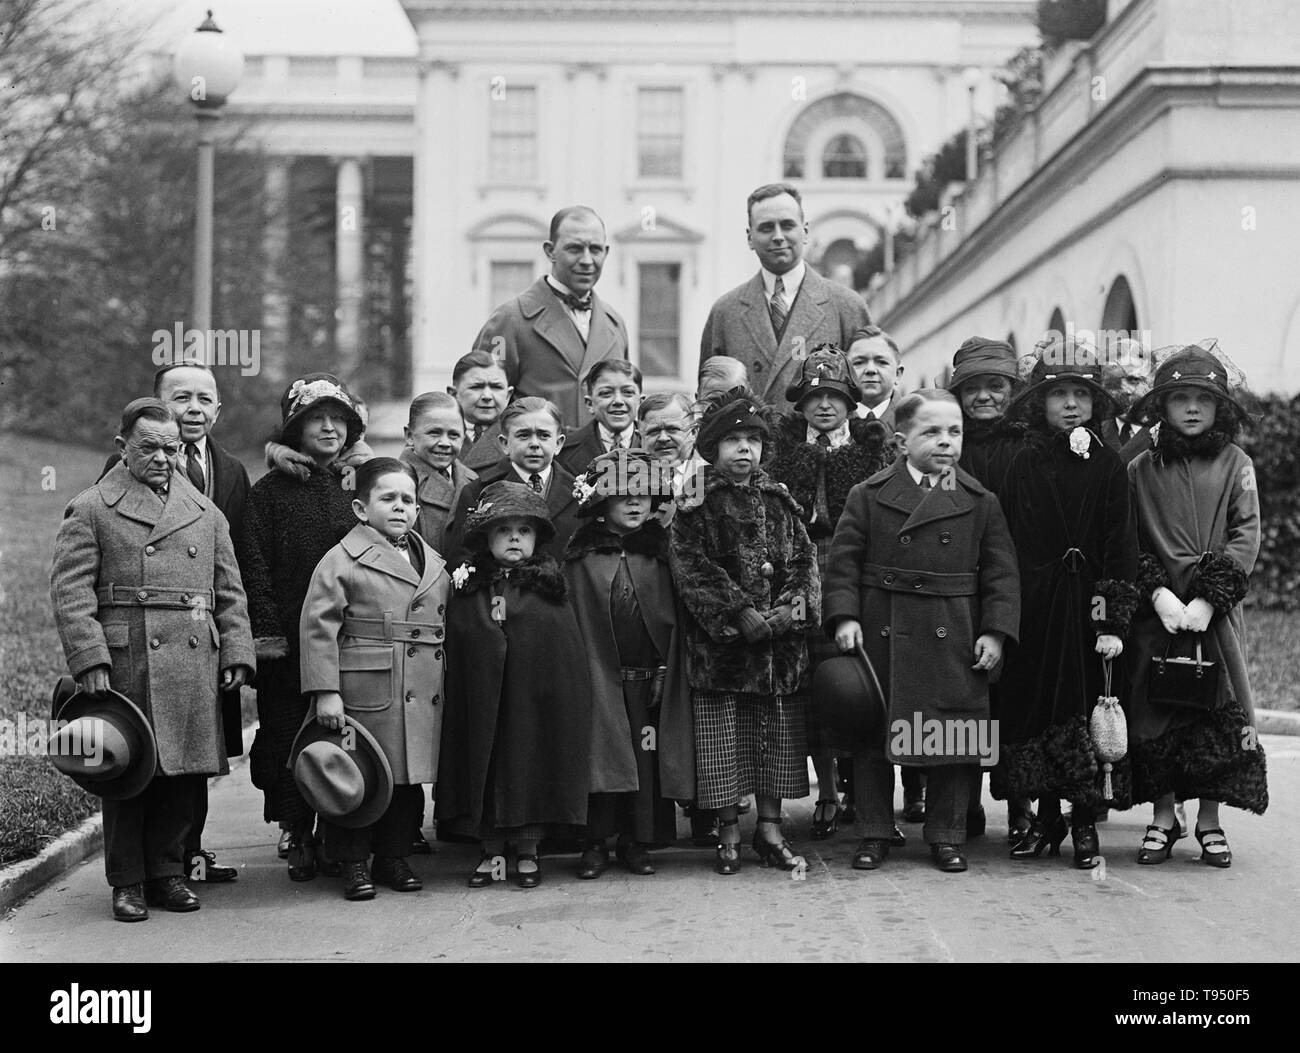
top-left (261, 155), bottom-right (292, 384)
top-left (335, 155), bottom-right (366, 383)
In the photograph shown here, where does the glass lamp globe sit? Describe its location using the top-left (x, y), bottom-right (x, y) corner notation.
top-left (173, 10), bottom-right (244, 109)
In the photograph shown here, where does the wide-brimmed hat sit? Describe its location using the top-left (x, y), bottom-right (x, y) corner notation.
top-left (462, 479), bottom-right (556, 546)
top-left (48, 680), bottom-right (158, 800)
top-left (572, 448), bottom-right (675, 518)
top-left (948, 336), bottom-right (1019, 392)
top-left (811, 645), bottom-right (888, 748)
top-left (1128, 341), bottom-right (1250, 426)
top-left (290, 715), bottom-right (393, 829)
top-left (694, 387), bottom-right (771, 463)
top-left (277, 373), bottom-right (365, 450)
top-left (784, 344), bottom-right (860, 409)
top-left (1005, 334), bottom-right (1115, 422)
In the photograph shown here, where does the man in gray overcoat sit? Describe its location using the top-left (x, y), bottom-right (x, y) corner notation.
top-left (50, 398), bottom-right (255, 922)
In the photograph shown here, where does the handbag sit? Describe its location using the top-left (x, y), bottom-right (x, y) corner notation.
top-left (1090, 659), bottom-right (1127, 800)
top-left (1147, 633), bottom-right (1219, 712)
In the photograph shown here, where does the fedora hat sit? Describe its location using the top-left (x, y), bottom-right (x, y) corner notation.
top-left (572, 447), bottom-right (675, 518)
top-left (290, 715), bottom-right (393, 829)
top-left (811, 645), bottom-right (888, 747)
top-left (784, 344), bottom-right (861, 410)
top-left (48, 681), bottom-right (158, 801)
top-left (462, 479), bottom-right (556, 547)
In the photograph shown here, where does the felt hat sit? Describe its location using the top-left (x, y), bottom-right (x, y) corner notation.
top-left (277, 373), bottom-right (365, 451)
top-left (1127, 341), bottom-right (1250, 426)
top-left (462, 479), bottom-right (556, 546)
top-left (784, 344), bottom-right (860, 409)
top-left (1005, 334), bottom-right (1115, 423)
top-left (947, 337), bottom-right (1019, 392)
top-left (694, 387), bottom-right (771, 463)
top-left (572, 447), bottom-right (676, 518)
top-left (810, 645), bottom-right (888, 748)
top-left (290, 715), bottom-right (393, 829)
top-left (48, 681), bottom-right (158, 801)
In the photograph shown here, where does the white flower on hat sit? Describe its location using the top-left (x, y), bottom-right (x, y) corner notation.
top-left (452, 563), bottom-right (475, 590)
top-left (289, 378), bottom-right (347, 412)
top-left (1068, 426), bottom-right (1091, 459)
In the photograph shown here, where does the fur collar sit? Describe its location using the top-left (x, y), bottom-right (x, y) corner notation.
top-left (776, 412), bottom-right (890, 451)
top-left (454, 550), bottom-right (567, 602)
top-left (1151, 423), bottom-right (1233, 465)
top-left (962, 415), bottom-right (1022, 445)
top-left (700, 465), bottom-right (802, 514)
top-left (562, 518), bottom-right (670, 563)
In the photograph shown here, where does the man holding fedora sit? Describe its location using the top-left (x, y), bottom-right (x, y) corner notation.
top-left (51, 398), bottom-right (255, 922)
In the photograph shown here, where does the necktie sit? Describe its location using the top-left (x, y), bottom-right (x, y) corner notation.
top-left (184, 443), bottom-right (205, 493)
top-left (529, 472), bottom-right (543, 494)
top-left (555, 287), bottom-right (592, 312)
top-left (769, 276), bottom-right (787, 334)
top-left (815, 431), bottom-right (831, 448)
top-left (390, 533), bottom-right (410, 550)
top-left (920, 474), bottom-right (933, 490)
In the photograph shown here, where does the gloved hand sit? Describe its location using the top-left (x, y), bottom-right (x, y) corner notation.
top-left (764, 604), bottom-right (794, 636)
top-left (734, 607), bottom-right (772, 643)
top-left (1181, 597), bottom-right (1214, 633)
top-left (1152, 587), bottom-right (1186, 634)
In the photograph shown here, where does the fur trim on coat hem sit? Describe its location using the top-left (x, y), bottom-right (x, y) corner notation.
top-left (991, 715), bottom-right (1132, 809)
top-left (1129, 702), bottom-right (1268, 814)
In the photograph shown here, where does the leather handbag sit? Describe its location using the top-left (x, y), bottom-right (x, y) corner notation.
top-left (1147, 633), bottom-right (1218, 712)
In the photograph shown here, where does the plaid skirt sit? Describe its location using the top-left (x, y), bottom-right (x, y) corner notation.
top-left (693, 691), bottom-right (810, 809)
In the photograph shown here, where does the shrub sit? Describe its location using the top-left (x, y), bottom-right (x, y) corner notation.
top-left (1240, 393), bottom-right (1300, 610)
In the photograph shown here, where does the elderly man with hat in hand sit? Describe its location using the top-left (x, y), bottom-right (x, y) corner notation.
top-left (50, 397), bottom-right (254, 921)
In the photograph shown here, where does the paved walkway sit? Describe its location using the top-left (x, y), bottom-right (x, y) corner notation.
top-left (3, 737), bottom-right (1298, 963)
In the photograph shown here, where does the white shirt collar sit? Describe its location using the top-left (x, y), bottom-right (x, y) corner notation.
top-left (598, 422), bottom-right (634, 451)
top-left (806, 420), bottom-right (851, 448)
top-left (864, 393), bottom-right (894, 420)
top-left (545, 275), bottom-right (591, 310)
top-left (511, 462), bottom-right (552, 491)
top-left (905, 461), bottom-right (940, 489)
top-left (761, 260), bottom-right (805, 303)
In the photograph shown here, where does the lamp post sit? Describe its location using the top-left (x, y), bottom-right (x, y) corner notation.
top-left (173, 10), bottom-right (243, 343)
top-left (962, 66), bottom-right (982, 183)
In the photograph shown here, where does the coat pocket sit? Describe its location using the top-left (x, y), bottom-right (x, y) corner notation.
top-left (339, 645), bottom-right (394, 711)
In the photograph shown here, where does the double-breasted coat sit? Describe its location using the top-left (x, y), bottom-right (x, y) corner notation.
top-left (299, 524), bottom-right (449, 785)
top-left (823, 459), bottom-right (1021, 765)
top-left (50, 464), bottom-right (255, 776)
top-left (472, 277), bottom-right (629, 429)
top-left (401, 448), bottom-right (476, 557)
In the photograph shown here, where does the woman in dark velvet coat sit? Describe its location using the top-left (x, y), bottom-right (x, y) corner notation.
top-left (239, 374), bottom-right (365, 881)
top-left (993, 342), bottom-right (1139, 869)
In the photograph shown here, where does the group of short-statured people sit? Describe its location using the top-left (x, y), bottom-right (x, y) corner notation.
top-left (50, 183), bottom-right (1267, 922)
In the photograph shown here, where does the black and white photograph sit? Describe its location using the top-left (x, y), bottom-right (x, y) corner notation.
top-left (1, 0), bottom-right (1298, 997)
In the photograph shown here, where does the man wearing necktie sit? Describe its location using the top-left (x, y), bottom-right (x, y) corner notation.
top-left (1099, 340), bottom-right (1154, 464)
top-left (699, 183), bottom-right (872, 414)
top-left (557, 359), bottom-right (644, 474)
top-left (471, 206), bottom-right (630, 430)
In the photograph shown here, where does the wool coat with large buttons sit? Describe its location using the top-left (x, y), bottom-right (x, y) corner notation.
top-left (50, 463), bottom-right (255, 777)
top-left (823, 458), bottom-right (1020, 766)
top-left (299, 524), bottom-right (450, 785)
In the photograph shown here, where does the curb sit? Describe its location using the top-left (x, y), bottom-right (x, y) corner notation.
top-left (1256, 708), bottom-right (1300, 737)
top-left (0, 724), bottom-right (256, 916)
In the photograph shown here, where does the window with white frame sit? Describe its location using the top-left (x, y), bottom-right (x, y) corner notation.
top-left (638, 262), bottom-right (681, 377)
top-left (637, 87), bottom-right (684, 179)
top-left (488, 85), bottom-right (538, 182)
top-left (489, 261), bottom-right (536, 312)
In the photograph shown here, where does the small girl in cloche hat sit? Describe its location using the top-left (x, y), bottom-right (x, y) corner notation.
top-left (1123, 341), bottom-right (1266, 868)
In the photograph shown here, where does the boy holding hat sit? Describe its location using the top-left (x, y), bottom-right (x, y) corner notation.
top-left (824, 389), bottom-right (1019, 873)
top-left (669, 388), bottom-right (820, 875)
top-left (51, 397), bottom-right (255, 921)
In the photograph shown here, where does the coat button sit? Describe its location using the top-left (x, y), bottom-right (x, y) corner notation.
top-left (432, 694), bottom-right (440, 705)
top-left (913, 579), bottom-right (924, 589)
top-left (407, 647), bottom-right (417, 657)
top-left (137, 590), bottom-right (149, 601)
top-left (150, 638), bottom-right (161, 649)
top-left (939, 532), bottom-right (952, 544)
top-left (900, 535), bottom-right (911, 545)
top-left (438, 604), bottom-right (445, 615)
top-left (753, 361), bottom-right (764, 373)
top-left (411, 602), bottom-right (422, 612)
top-left (145, 545), bottom-right (156, 555)
top-left (882, 573), bottom-right (895, 585)
top-left (188, 546), bottom-right (198, 557)
top-left (760, 561), bottom-right (774, 578)
top-left (936, 626), bottom-right (948, 638)
top-left (434, 648), bottom-right (443, 661)
top-left (180, 594), bottom-right (190, 604)
top-left (189, 636), bottom-right (199, 648)
top-left (880, 626), bottom-right (890, 637)
top-left (410, 628), bottom-right (421, 638)
top-left (406, 691), bottom-right (415, 704)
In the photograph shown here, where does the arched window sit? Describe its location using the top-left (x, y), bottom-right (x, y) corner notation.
top-left (822, 134), bottom-right (868, 178)
top-left (1006, 332), bottom-right (1017, 354)
top-left (1047, 307), bottom-right (1066, 341)
top-left (1100, 275), bottom-right (1138, 335)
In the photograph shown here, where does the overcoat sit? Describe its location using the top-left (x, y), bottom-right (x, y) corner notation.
top-left (50, 464), bottom-right (255, 776)
top-left (101, 438), bottom-right (249, 541)
top-left (994, 425), bottom-right (1140, 806)
top-left (823, 460), bottom-right (1020, 765)
top-left (561, 519), bottom-right (694, 799)
top-left (460, 421), bottom-right (505, 473)
top-left (669, 466), bottom-right (820, 696)
top-left (401, 448), bottom-right (476, 557)
top-left (699, 268), bottom-right (871, 414)
top-left (471, 277), bottom-right (629, 429)
top-left (435, 553), bottom-right (593, 830)
top-left (445, 457), bottom-right (582, 564)
top-left (1125, 436), bottom-right (1267, 812)
top-left (957, 417), bottom-right (1023, 500)
top-left (556, 420), bottom-right (642, 476)
top-left (299, 524), bottom-right (449, 785)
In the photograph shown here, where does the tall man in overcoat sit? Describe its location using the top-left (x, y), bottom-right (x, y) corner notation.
top-left (699, 183), bottom-right (872, 415)
top-left (471, 206), bottom-right (629, 430)
top-left (52, 398), bottom-right (255, 921)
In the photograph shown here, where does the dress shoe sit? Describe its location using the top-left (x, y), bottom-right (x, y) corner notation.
top-left (1072, 823), bottom-right (1101, 870)
top-left (890, 825), bottom-right (907, 847)
top-left (851, 838), bottom-right (890, 870)
top-left (285, 829), bottom-right (316, 882)
top-left (966, 805), bottom-right (986, 839)
top-left (373, 856), bottom-right (422, 891)
top-left (411, 833), bottom-right (434, 855)
top-left (516, 854), bottom-right (542, 888)
top-left (617, 841), bottom-right (655, 875)
top-left (277, 828), bottom-right (292, 859)
top-left (810, 800), bottom-right (840, 840)
top-left (468, 852), bottom-right (500, 888)
top-left (186, 849), bottom-right (237, 883)
top-left (1010, 815), bottom-right (1068, 860)
top-left (932, 843), bottom-right (968, 873)
top-left (341, 860), bottom-right (377, 900)
top-left (902, 793), bottom-right (926, 823)
top-left (577, 841), bottom-right (609, 880)
top-left (144, 876), bottom-right (200, 912)
top-left (112, 884), bottom-right (148, 922)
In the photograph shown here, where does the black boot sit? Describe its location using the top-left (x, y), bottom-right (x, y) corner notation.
top-left (341, 860), bottom-right (376, 900)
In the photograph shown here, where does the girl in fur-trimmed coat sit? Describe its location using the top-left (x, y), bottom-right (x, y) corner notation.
top-left (669, 388), bottom-right (820, 876)
top-left (1124, 344), bottom-right (1266, 869)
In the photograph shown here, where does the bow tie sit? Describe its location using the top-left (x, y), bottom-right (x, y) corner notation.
top-left (389, 534), bottom-right (410, 550)
top-left (555, 288), bottom-right (592, 312)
